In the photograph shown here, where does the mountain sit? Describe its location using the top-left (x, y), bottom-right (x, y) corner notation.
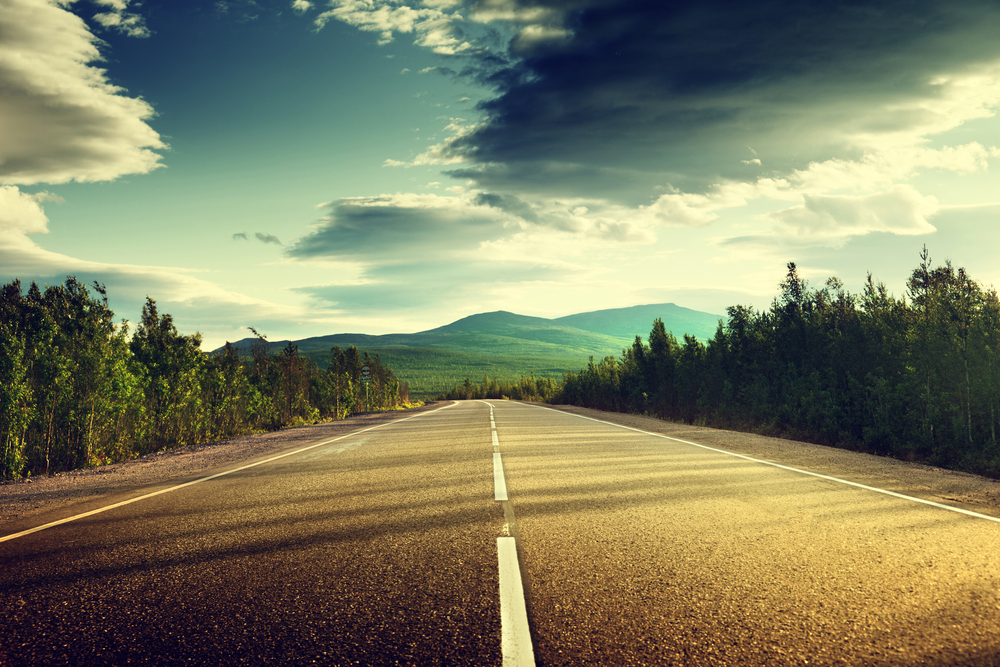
top-left (554, 303), bottom-right (722, 341)
top-left (217, 303), bottom-right (724, 398)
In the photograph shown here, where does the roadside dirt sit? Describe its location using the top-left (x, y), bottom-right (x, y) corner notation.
top-left (4, 401), bottom-right (1000, 530)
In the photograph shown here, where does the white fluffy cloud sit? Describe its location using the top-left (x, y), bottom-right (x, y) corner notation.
top-left (0, 186), bottom-right (59, 235)
top-left (0, 0), bottom-right (165, 185)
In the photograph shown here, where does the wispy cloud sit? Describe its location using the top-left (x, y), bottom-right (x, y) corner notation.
top-left (232, 232), bottom-right (249, 241)
top-left (255, 232), bottom-right (282, 245)
top-left (215, 0), bottom-right (260, 22)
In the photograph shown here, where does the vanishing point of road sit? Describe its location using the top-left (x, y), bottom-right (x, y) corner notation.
top-left (2, 401), bottom-right (1000, 666)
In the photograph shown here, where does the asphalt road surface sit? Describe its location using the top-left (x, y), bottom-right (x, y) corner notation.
top-left (2, 401), bottom-right (1000, 666)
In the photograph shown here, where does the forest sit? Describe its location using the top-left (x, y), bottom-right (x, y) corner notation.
top-left (443, 251), bottom-right (1000, 478)
top-left (0, 277), bottom-right (408, 479)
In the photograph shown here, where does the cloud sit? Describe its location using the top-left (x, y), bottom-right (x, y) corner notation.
top-left (215, 0), bottom-right (260, 22)
top-left (232, 232), bottom-right (249, 241)
top-left (410, 117), bottom-right (484, 165)
top-left (287, 189), bottom-right (660, 271)
top-left (255, 232), bottom-right (283, 245)
top-left (279, 187), bottom-right (667, 326)
top-left (90, 0), bottom-right (151, 38)
top-left (467, 0), bottom-right (560, 25)
top-left (0, 0), bottom-right (166, 186)
top-left (638, 183), bottom-right (758, 227)
top-left (291, 0), bottom-right (313, 13)
top-left (413, 1), bottom-right (1000, 203)
top-left (313, 0), bottom-right (474, 54)
top-left (472, 191), bottom-right (538, 222)
top-left (764, 186), bottom-right (939, 241)
top-left (0, 186), bottom-right (59, 235)
top-left (287, 192), bottom-right (508, 261)
top-left (294, 258), bottom-right (562, 312)
top-left (723, 185), bottom-right (940, 249)
top-left (788, 142), bottom-right (1000, 195)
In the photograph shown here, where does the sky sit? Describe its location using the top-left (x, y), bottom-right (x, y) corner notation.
top-left (3, 0), bottom-right (1000, 350)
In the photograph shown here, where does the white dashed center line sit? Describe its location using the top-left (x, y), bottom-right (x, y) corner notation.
top-left (484, 402), bottom-right (535, 666)
top-left (498, 536), bottom-right (535, 666)
top-left (494, 452), bottom-right (509, 501)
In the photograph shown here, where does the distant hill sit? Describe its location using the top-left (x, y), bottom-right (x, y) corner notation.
top-left (217, 303), bottom-right (724, 398)
top-left (553, 303), bottom-right (722, 341)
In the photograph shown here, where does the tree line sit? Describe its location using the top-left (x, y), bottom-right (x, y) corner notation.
top-left (436, 373), bottom-right (559, 402)
top-left (441, 251), bottom-right (1000, 477)
top-left (0, 277), bottom-right (408, 479)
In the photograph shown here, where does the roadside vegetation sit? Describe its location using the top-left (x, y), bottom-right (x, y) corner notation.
top-left (441, 250), bottom-right (1000, 478)
top-left (0, 277), bottom-right (410, 479)
top-left (436, 374), bottom-right (560, 402)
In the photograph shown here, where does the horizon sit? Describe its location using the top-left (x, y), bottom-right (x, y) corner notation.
top-left (3, 0), bottom-right (999, 351)
top-left (213, 302), bottom-right (727, 350)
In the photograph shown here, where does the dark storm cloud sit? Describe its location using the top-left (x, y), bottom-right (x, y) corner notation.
top-left (448, 0), bottom-right (1000, 198)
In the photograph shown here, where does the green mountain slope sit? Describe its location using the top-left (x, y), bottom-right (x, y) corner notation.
top-left (218, 303), bottom-right (723, 398)
top-left (554, 303), bottom-right (723, 342)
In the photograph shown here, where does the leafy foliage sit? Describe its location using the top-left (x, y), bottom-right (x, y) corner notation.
top-left (0, 278), bottom-right (408, 479)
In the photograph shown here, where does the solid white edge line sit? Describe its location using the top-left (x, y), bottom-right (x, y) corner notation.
top-left (494, 452), bottom-right (509, 501)
top-left (498, 536), bottom-right (535, 667)
top-left (492, 430), bottom-right (500, 448)
top-left (0, 403), bottom-right (458, 543)
top-left (523, 403), bottom-right (1000, 525)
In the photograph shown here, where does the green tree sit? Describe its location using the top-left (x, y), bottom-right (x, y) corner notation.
top-left (130, 297), bottom-right (204, 451)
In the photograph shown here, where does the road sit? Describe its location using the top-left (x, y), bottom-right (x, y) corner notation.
top-left (2, 400), bottom-right (1000, 666)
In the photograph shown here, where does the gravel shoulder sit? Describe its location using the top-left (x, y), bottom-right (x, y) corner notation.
top-left (5, 400), bottom-right (1000, 532)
